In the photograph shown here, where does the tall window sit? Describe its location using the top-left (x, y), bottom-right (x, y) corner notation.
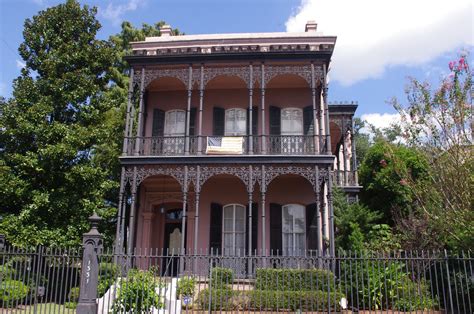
top-left (281, 108), bottom-right (303, 135)
top-left (282, 204), bottom-right (305, 255)
top-left (164, 110), bottom-right (185, 136)
top-left (225, 108), bottom-right (247, 136)
top-left (222, 204), bottom-right (246, 256)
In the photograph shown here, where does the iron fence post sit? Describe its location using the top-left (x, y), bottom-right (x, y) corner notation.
top-left (77, 213), bottom-right (103, 314)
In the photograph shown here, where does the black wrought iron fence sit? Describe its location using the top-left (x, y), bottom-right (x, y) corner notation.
top-left (1, 245), bottom-right (471, 313)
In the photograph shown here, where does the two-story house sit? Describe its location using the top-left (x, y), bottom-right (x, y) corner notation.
top-left (115, 22), bottom-right (360, 269)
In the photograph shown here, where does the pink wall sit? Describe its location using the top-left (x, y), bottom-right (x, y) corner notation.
top-left (135, 174), bottom-right (325, 252)
top-left (144, 87), bottom-right (313, 137)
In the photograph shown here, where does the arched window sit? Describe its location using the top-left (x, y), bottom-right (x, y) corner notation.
top-left (164, 110), bottom-right (186, 136)
top-left (222, 204), bottom-right (246, 255)
top-left (282, 204), bottom-right (306, 255)
top-left (225, 108), bottom-right (247, 136)
top-left (281, 108), bottom-right (303, 135)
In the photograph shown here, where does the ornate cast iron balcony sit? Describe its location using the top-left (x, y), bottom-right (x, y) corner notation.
top-left (124, 135), bottom-right (331, 156)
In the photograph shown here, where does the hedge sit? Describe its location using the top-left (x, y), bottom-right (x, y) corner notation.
top-left (255, 268), bottom-right (336, 292)
top-left (196, 289), bottom-right (344, 311)
top-left (196, 288), bottom-right (241, 311)
top-left (248, 290), bottom-right (344, 311)
top-left (210, 267), bottom-right (233, 289)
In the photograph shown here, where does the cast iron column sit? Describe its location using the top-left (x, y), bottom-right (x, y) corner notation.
top-left (185, 65), bottom-right (193, 155)
top-left (127, 167), bottom-right (138, 256)
top-left (193, 166), bottom-right (201, 254)
top-left (322, 64), bottom-right (331, 154)
top-left (134, 68), bottom-right (145, 156)
top-left (114, 168), bottom-right (126, 255)
top-left (122, 68), bottom-right (134, 156)
top-left (261, 165), bottom-right (266, 254)
top-left (248, 64), bottom-right (254, 154)
top-left (315, 166), bottom-right (322, 255)
top-left (327, 169), bottom-right (336, 258)
top-left (311, 62), bottom-right (320, 153)
top-left (180, 166), bottom-right (189, 273)
top-left (260, 63), bottom-right (266, 154)
top-left (197, 64), bottom-right (204, 154)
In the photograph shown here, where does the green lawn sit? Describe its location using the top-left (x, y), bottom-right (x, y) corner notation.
top-left (1, 303), bottom-right (75, 313)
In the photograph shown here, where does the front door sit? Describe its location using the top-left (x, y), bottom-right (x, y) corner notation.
top-left (163, 223), bottom-right (183, 276)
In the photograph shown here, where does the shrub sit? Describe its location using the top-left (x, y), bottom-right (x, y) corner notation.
top-left (0, 280), bottom-right (29, 307)
top-left (196, 288), bottom-right (241, 310)
top-left (68, 286), bottom-right (80, 302)
top-left (112, 268), bottom-right (163, 313)
top-left (342, 259), bottom-right (437, 310)
top-left (210, 267), bottom-right (233, 289)
top-left (254, 268), bottom-right (336, 292)
top-left (64, 302), bottom-right (77, 309)
top-left (177, 276), bottom-right (196, 298)
top-left (248, 290), bottom-right (343, 311)
top-left (98, 262), bottom-right (119, 297)
top-left (0, 265), bottom-right (15, 280)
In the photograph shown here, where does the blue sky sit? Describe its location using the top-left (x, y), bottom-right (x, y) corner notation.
top-left (1, 0), bottom-right (472, 128)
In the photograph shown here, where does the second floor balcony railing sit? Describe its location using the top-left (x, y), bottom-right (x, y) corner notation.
top-left (125, 135), bottom-right (331, 156)
top-left (332, 169), bottom-right (358, 186)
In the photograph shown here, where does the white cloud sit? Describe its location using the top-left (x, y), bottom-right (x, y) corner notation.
top-left (286, 0), bottom-right (473, 86)
top-left (31, 0), bottom-right (46, 5)
top-left (16, 59), bottom-right (26, 69)
top-left (100, 0), bottom-right (146, 26)
top-left (361, 112), bottom-right (400, 132)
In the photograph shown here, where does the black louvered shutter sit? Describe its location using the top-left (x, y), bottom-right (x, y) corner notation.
top-left (209, 203), bottom-right (223, 254)
top-left (246, 106), bottom-right (259, 135)
top-left (151, 109), bottom-right (165, 136)
top-left (303, 105), bottom-right (314, 135)
top-left (269, 106), bottom-right (281, 135)
top-left (270, 203), bottom-right (282, 255)
top-left (252, 106), bottom-right (258, 135)
top-left (306, 203), bottom-right (318, 252)
top-left (213, 107), bottom-right (225, 136)
top-left (189, 107), bottom-right (197, 136)
top-left (245, 203), bottom-right (258, 255)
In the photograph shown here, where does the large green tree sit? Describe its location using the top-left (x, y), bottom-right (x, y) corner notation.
top-left (0, 0), bottom-right (115, 247)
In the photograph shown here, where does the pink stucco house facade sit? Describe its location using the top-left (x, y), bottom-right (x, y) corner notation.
top-left (115, 22), bottom-right (360, 265)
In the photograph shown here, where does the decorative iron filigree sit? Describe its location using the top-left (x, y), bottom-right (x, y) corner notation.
top-left (260, 165), bottom-right (317, 191)
top-left (197, 165), bottom-right (252, 192)
top-left (134, 68), bottom-right (190, 89)
top-left (201, 67), bottom-right (250, 88)
top-left (263, 65), bottom-right (313, 87)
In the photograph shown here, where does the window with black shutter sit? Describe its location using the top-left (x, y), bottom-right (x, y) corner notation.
top-left (213, 107), bottom-right (225, 136)
top-left (305, 203), bottom-right (318, 253)
top-left (189, 107), bottom-right (197, 136)
top-left (303, 105), bottom-right (314, 135)
top-left (269, 203), bottom-right (282, 255)
top-left (152, 109), bottom-right (165, 136)
top-left (209, 203), bottom-right (223, 254)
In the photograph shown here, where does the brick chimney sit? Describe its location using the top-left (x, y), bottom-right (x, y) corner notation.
top-left (305, 21), bottom-right (317, 32)
top-left (160, 24), bottom-right (173, 37)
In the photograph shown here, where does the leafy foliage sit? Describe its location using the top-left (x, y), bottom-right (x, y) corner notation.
top-left (254, 268), bottom-right (335, 292)
top-left (210, 267), bottom-right (234, 289)
top-left (358, 141), bottom-right (430, 225)
top-left (112, 268), bottom-right (163, 313)
top-left (0, 280), bottom-right (29, 307)
top-left (0, 0), bottom-right (115, 247)
top-left (390, 55), bottom-right (473, 250)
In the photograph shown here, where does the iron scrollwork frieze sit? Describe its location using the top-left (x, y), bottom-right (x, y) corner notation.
top-left (197, 165), bottom-right (254, 192)
top-left (263, 65), bottom-right (314, 87)
top-left (201, 67), bottom-right (251, 88)
top-left (134, 68), bottom-right (190, 89)
top-left (261, 165), bottom-right (317, 192)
